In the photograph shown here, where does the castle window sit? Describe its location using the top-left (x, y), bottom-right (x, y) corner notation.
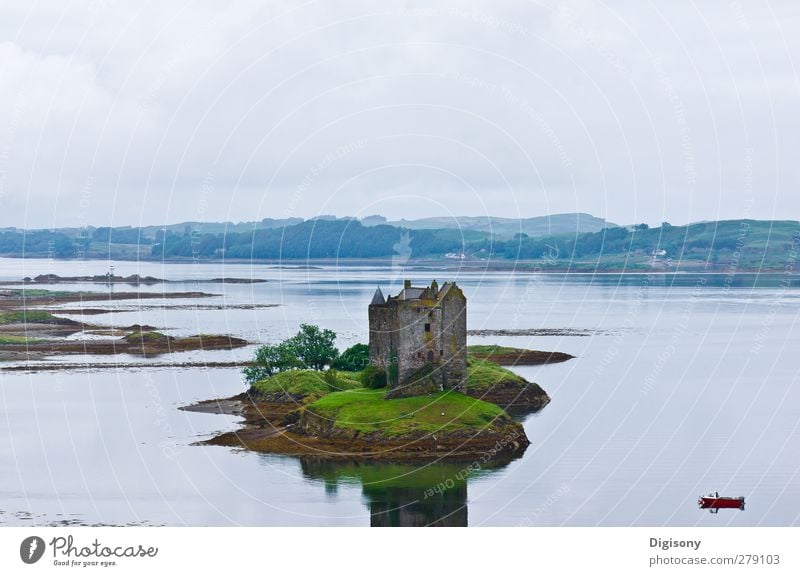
top-left (427, 351), bottom-right (434, 361)
top-left (424, 323), bottom-right (431, 332)
top-left (440, 350), bottom-right (443, 356)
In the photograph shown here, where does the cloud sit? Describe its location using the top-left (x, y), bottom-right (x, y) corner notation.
top-left (0, 0), bottom-right (797, 228)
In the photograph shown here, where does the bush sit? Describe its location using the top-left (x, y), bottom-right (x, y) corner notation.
top-left (333, 343), bottom-right (369, 371)
top-left (323, 368), bottom-right (339, 391)
top-left (360, 365), bottom-right (387, 389)
top-left (243, 341), bottom-right (300, 384)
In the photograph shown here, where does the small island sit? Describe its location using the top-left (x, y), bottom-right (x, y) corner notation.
top-left (190, 280), bottom-right (572, 461)
top-left (0, 288), bottom-right (249, 363)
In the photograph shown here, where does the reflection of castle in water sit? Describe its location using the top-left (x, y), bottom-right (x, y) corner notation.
top-left (299, 458), bottom-right (516, 527)
top-left (365, 477), bottom-right (468, 528)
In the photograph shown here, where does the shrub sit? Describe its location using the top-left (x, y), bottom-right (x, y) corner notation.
top-left (333, 343), bottom-right (369, 371)
top-left (323, 368), bottom-right (339, 391)
top-left (360, 365), bottom-right (387, 389)
top-left (243, 341), bottom-right (300, 384)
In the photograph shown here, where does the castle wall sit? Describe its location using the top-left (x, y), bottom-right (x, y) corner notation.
top-left (395, 301), bottom-right (442, 386)
top-left (368, 281), bottom-right (467, 395)
top-left (368, 304), bottom-right (395, 371)
top-left (439, 289), bottom-right (467, 392)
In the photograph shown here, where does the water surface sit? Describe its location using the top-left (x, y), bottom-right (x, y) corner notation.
top-left (1, 258), bottom-right (798, 526)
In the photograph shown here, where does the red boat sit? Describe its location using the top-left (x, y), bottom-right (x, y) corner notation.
top-left (698, 492), bottom-right (745, 512)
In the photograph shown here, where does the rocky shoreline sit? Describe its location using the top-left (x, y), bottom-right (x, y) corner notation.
top-left (183, 351), bottom-right (562, 462)
top-left (0, 288), bottom-right (250, 363)
top-left (1, 274), bottom-right (267, 285)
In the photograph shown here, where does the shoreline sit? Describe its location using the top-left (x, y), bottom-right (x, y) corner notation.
top-left (0, 288), bottom-right (250, 364)
top-left (183, 350), bottom-right (563, 461)
top-left (2, 255), bottom-right (800, 274)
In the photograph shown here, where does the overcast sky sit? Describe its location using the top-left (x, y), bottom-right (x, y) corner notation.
top-left (0, 0), bottom-right (798, 229)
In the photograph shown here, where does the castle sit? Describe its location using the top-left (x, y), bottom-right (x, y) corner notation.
top-left (368, 280), bottom-right (467, 396)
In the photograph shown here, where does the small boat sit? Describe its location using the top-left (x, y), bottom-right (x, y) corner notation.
top-left (698, 492), bottom-right (745, 513)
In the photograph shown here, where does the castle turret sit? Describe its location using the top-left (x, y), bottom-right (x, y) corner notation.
top-left (370, 287), bottom-right (385, 306)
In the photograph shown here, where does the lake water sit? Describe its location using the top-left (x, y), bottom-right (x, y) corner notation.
top-left (1, 258), bottom-right (799, 526)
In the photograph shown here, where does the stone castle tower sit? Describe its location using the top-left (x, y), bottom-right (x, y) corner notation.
top-left (368, 279), bottom-right (467, 396)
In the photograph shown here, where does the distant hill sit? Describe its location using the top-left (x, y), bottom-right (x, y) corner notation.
top-left (1, 216), bottom-right (797, 272)
top-left (380, 213), bottom-right (614, 239)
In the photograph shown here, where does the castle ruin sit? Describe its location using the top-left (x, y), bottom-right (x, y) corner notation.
top-left (368, 280), bottom-right (467, 396)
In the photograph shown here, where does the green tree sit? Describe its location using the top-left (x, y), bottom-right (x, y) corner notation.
top-left (289, 324), bottom-right (339, 371)
top-left (333, 343), bottom-right (369, 371)
top-left (242, 341), bottom-right (299, 384)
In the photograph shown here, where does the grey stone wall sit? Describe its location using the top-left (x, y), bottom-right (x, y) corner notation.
top-left (439, 288), bottom-right (467, 392)
top-left (368, 304), bottom-right (395, 371)
top-left (368, 281), bottom-right (467, 395)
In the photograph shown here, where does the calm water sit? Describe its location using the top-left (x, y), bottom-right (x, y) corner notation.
top-left (1, 258), bottom-right (799, 526)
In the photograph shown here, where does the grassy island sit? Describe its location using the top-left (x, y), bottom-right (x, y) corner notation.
top-left (192, 351), bottom-right (554, 460)
top-left (183, 321), bottom-right (571, 460)
top-left (300, 389), bottom-right (508, 437)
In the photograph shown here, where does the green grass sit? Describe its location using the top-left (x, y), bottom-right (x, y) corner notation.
top-left (0, 310), bottom-right (57, 325)
top-left (0, 335), bottom-right (41, 345)
top-left (250, 359), bottom-right (525, 401)
top-left (251, 369), bottom-right (363, 397)
top-left (306, 388), bottom-right (508, 436)
top-left (468, 345), bottom-right (529, 356)
top-left (466, 359), bottom-right (526, 393)
top-left (15, 289), bottom-right (74, 297)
